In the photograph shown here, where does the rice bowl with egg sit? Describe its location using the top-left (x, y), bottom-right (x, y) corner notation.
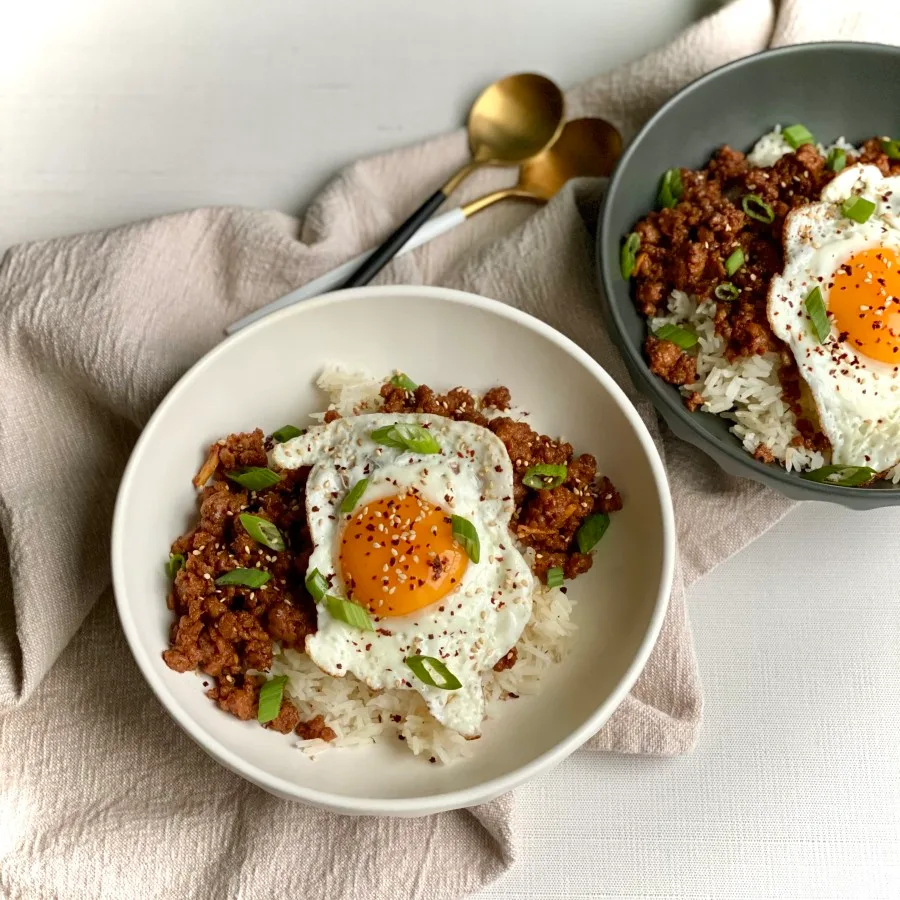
top-left (623, 125), bottom-right (900, 488)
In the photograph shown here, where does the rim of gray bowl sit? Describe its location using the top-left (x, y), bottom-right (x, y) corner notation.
top-left (598, 41), bottom-right (900, 510)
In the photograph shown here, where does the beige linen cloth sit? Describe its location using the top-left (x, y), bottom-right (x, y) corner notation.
top-left (1, 1), bottom-right (897, 897)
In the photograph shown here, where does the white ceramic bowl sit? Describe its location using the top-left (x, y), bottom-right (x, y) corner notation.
top-left (111, 285), bottom-right (674, 816)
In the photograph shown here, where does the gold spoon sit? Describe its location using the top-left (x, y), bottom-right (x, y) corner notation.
top-left (458, 116), bottom-right (622, 217)
top-left (337, 72), bottom-right (565, 288)
top-left (226, 117), bottom-right (622, 335)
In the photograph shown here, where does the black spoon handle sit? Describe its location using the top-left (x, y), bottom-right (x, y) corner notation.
top-left (339, 188), bottom-right (448, 288)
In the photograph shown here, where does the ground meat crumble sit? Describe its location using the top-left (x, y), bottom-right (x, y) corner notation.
top-left (164, 429), bottom-right (326, 741)
top-left (163, 383), bottom-right (622, 735)
top-left (629, 136), bottom-right (900, 453)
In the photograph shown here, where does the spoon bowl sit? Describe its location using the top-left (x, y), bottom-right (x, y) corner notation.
top-left (462, 116), bottom-right (623, 214)
top-left (466, 73), bottom-right (567, 169)
top-left (519, 116), bottom-right (623, 199)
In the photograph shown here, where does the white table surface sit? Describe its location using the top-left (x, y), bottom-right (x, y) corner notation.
top-left (3, 2), bottom-right (899, 898)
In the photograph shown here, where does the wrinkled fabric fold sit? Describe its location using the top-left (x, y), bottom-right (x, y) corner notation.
top-left (2, 1), bottom-right (896, 897)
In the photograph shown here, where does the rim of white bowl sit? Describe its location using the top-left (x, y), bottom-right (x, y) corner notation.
top-left (111, 285), bottom-right (676, 815)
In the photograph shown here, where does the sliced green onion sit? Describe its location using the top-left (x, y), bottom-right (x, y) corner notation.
top-left (258, 675), bottom-right (288, 724)
top-left (238, 513), bottom-right (285, 552)
top-left (390, 373), bottom-right (418, 391)
top-left (881, 138), bottom-right (900, 160)
top-left (324, 595), bottom-right (374, 631)
top-left (801, 465), bottom-right (877, 487)
top-left (804, 286), bottom-right (831, 343)
top-left (657, 168), bottom-right (683, 209)
top-left (371, 423), bottom-right (441, 454)
top-left (340, 477), bottom-right (370, 514)
top-left (522, 463), bottom-right (568, 490)
top-left (215, 567), bottom-right (271, 588)
top-left (546, 567), bottom-right (564, 588)
top-left (742, 193), bottom-right (775, 224)
top-left (305, 567), bottom-right (328, 601)
top-left (715, 282), bottom-right (740, 302)
top-left (841, 195), bottom-right (876, 224)
top-left (620, 232), bottom-right (640, 280)
top-left (724, 247), bottom-right (745, 276)
top-left (369, 425), bottom-right (407, 449)
top-left (405, 655), bottom-right (462, 691)
top-left (393, 423), bottom-right (441, 454)
top-left (826, 147), bottom-right (847, 173)
top-left (165, 553), bottom-right (185, 580)
top-left (576, 513), bottom-right (611, 553)
top-left (654, 323), bottom-right (698, 350)
top-left (451, 514), bottom-right (480, 564)
top-left (271, 425), bottom-right (303, 443)
top-left (782, 123), bottom-right (815, 149)
top-left (225, 466), bottom-right (283, 491)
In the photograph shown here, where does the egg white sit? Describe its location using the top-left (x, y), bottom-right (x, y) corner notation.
top-left (272, 413), bottom-right (534, 736)
top-left (768, 164), bottom-right (900, 471)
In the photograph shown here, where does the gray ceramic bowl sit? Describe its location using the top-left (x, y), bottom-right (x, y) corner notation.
top-left (598, 42), bottom-right (900, 509)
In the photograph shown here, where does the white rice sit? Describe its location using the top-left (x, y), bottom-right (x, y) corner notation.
top-left (651, 291), bottom-right (826, 472)
top-left (271, 365), bottom-right (578, 763)
top-left (309, 363), bottom-right (385, 421)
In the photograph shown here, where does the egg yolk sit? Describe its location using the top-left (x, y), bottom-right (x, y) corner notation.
top-left (830, 247), bottom-right (900, 364)
top-left (338, 492), bottom-right (468, 617)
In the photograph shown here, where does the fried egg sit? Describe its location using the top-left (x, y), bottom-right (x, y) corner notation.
top-left (272, 413), bottom-right (534, 736)
top-left (768, 164), bottom-right (900, 471)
